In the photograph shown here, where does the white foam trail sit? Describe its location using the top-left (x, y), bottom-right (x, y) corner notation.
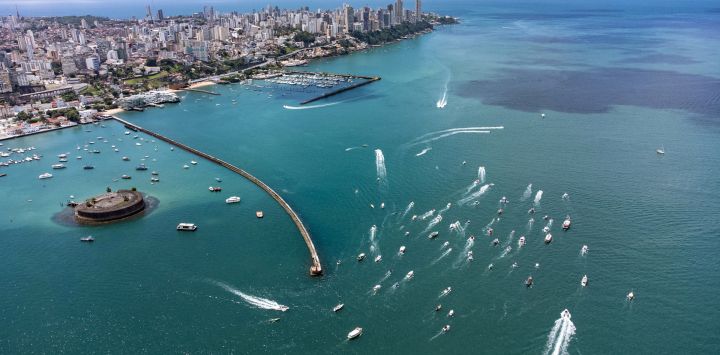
top-left (544, 314), bottom-right (576, 355)
top-left (458, 183), bottom-right (492, 205)
top-left (423, 214), bottom-right (443, 233)
top-left (378, 270), bottom-right (392, 284)
top-left (534, 190), bottom-right (544, 205)
top-left (375, 149), bottom-right (387, 180)
top-left (419, 209), bottom-right (435, 220)
top-left (416, 147), bottom-right (432, 156)
top-left (283, 101), bottom-right (341, 110)
top-left (412, 130), bottom-right (491, 146)
top-left (521, 183), bottom-right (533, 201)
top-left (438, 203), bottom-right (452, 215)
top-left (478, 166), bottom-right (486, 184)
top-left (401, 201), bottom-right (415, 219)
top-left (436, 90), bottom-right (447, 108)
top-left (369, 225), bottom-right (378, 254)
top-left (214, 281), bottom-right (288, 311)
top-left (410, 127), bottom-right (505, 145)
top-left (431, 248), bottom-right (452, 265)
top-left (345, 146), bottom-right (361, 151)
top-left (464, 180), bottom-right (480, 194)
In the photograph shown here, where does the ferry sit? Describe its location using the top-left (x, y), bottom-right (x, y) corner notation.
top-left (121, 175), bottom-right (131, 179)
top-left (176, 223), bottom-right (198, 231)
top-left (52, 164), bottom-right (66, 169)
top-left (357, 253), bottom-right (366, 261)
top-left (225, 196), bottom-right (241, 204)
top-left (80, 236), bottom-right (95, 242)
top-left (38, 173), bottom-right (53, 179)
top-left (333, 303), bottom-right (344, 312)
top-left (347, 327), bottom-right (363, 340)
top-left (256, 211), bottom-right (264, 218)
top-left (562, 216), bottom-right (571, 230)
top-left (544, 233), bottom-right (553, 244)
top-left (209, 186), bottom-right (222, 192)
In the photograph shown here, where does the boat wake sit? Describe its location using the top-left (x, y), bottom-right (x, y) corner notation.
top-left (416, 147), bottom-right (432, 157)
top-left (419, 209), bottom-right (436, 220)
top-left (534, 190), bottom-right (544, 206)
top-left (283, 101), bottom-right (341, 110)
top-left (401, 201), bottom-right (415, 219)
top-left (406, 127), bottom-right (504, 147)
top-left (423, 214), bottom-right (443, 233)
top-left (431, 248), bottom-right (452, 265)
top-left (438, 202), bottom-right (452, 215)
top-left (458, 183), bottom-right (493, 205)
top-left (478, 166), bottom-right (486, 184)
top-left (521, 183), bottom-right (533, 201)
top-left (375, 149), bottom-right (387, 181)
top-left (345, 146), bottom-right (362, 151)
top-left (213, 281), bottom-right (289, 312)
top-left (369, 225), bottom-right (379, 254)
top-left (543, 311), bottom-right (576, 355)
top-left (436, 91), bottom-right (447, 109)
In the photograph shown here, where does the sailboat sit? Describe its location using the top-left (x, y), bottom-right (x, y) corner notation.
top-left (656, 145), bottom-right (665, 155)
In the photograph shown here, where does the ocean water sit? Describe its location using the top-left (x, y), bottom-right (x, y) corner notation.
top-left (2, 2), bottom-right (720, 354)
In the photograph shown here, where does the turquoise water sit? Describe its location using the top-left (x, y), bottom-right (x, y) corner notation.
top-left (2, 3), bottom-right (720, 354)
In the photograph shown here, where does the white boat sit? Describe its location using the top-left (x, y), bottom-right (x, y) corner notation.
top-left (176, 223), bottom-right (197, 231)
top-left (51, 164), bottom-right (65, 169)
top-left (347, 327), bottom-right (363, 340)
top-left (405, 270), bottom-right (414, 279)
top-left (442, 325), bottom-right (451, 333)
top-left (190, 160), bottom-right (198, 165)
top-left (562, 216), bottom-right (571, 230)
top-left (380, 202), bottom-right (385, 209)
top-left (183, 164), bottom-right (189, 169)
top-left (627, 291), bottom-right (635, 301)
top-left (333, 303), bottom-right (344, 312)
top-left (440, 287), bottom-right (452, 297)
top-left (656, 145), bottom-right (665, 155)
top-left (581, 275), bottom-right (588, 287)
top-left (442, 241), bottom-right (450, 248)
top-left (372, 285), bottom-right (381, 292)
top-left (122, 156), bottom-right (130, 161)
top-left (561, 309), bottom-right (571, 319)
top-left (544, 234), bottom-right (552, 244)
top-left (428, 231), bottom-right (439, 239)
top-left (399, 246), bottom-right (406, 255)
top-left (467, 251), bottom-right (473, 261)
top-left (38, 173), bottom-right (53, 179)
top-left (581, 245), bottom-right (589, 255)
top-left (518, 236), bottom-right (526, 247)
top-left (124, 131), bottom-right (131, 135)
top-left (226, 196), bottom-right (241, 204)
top-left (374, 255), bottom-right (382, 263)
top-left (57, 153), bottom-right (67, 158)
top-left (357, 253), bottom-right (366, 261)
top-left (448, 309), bottom-right (454, 317)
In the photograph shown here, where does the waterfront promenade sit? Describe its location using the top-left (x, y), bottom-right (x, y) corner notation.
top-left (112, 116), bottom-right (322, 276)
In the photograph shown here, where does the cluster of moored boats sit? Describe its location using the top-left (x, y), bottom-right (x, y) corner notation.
top-left (265, 73), bottom-right (352, 89)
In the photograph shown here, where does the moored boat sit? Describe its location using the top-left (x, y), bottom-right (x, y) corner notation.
top-left (333, 303), bottom-right (344, 312)
top-left (347, 327), bottom-right (363, 340)
top-left (38, 173), bottom-right (53, 179)
top-left (256, 211), bottom-right (264, 218)
top-left (80, 236), bottom-right (95, 242)
top-left (209, 186), bottom-right (222, 192)
top-left (428, 231), bottom-right (439, 239)
top-left (357, 253), bottom-right (366, 261)
top-left (225, 196), bottom-right (241, 204)
top-left (176, 223), bottom-right (197, 231)
top-left (51, 163), bottom-right (66, 169)
top-left (562, 216), bottom-right (571, 230)
top-left (83, 165), bottom-right (94, 170)
top-left (544, 233), bottom-right (552, 244)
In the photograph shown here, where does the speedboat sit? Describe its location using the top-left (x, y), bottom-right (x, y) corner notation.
top-left (372, 285), bottom-right (381, 293)
top-left (151, 177), bottom-right (160, 182)
top-left (399, 246), bottom-right (406, 255)
top-left (488, 263), bottom-right (494, 270)
top-left (518, 236), bottom-right (526, 247)
top-left (581, 245), bottom-right (589, 255)
top-left (225, 196), bottom-right (241, 204)
top-left (357, 253), bottom-right (366, 261)
top-left (380, 202), bottom-right (385, 209)
top-left (627, 291), bottom-right (635, 301)
top-left (561, 309), bottom-right (571, 319)
top-left (124, 131), bottom-right (131, 135)
top-left (121, 175), bottom-right (131, 179)
top-left (581, 275), bottom-right (588, 287)
top-left (38, 173), bottom-right (53, 179)
top-left (543, 226), bottom-right (550, 233)
top-left (347, 327), bottom-right (363, 340)
top-left (76, 156), bottom-right (82, 160)
top-left (562, 216), bottom-right (571, 230)
top-left (80, 236), bottom-right (95, 242)
top-left (442, 241), bottom-right (449, 248)
top-left (435, 304), bottom-right (442, 312)
top-left (544, 234), bottom-right (552, 244)
top-left (176, 223), bottom-right (198, 231)
top-left (448, 309), bottom-right (454, 317)
top-left (215, 177), bottom-right (222, 182)
top-left (562, 192), bottom-right (569, 200)
top-left (51, 164), bottom-right (66, 169)
top-left (497, 208), bottom-right (504, 215)
top-left (526, 276), bottom-right (533, 287)
top-left (505, 246), bottom-right (512, 253)
top-left (442, 325), bottom-right (451, 333)
top-left (440, 287), bottom-right (452, 297)
top-left (492, 238), bottom-right (499, 246)
top-left (151, 171), bottom-right (159, 175)
top-left (528, 207), bottom-right (535, 214)
top-left (487, 228), bottom-right (493, 236)
top-left (369, 204), bottom-right (375, 209)
top-left (405, 270), bottom-right (414, 279)
top-left (333, 303), bottom-right (344, 312)
top-left (374, 255), bottom-right (382, 263)
top-left (209, 186), bottom-right (222, 192)
top-left (428, 231), bottom-right (439, 239)
top-left (190, 160), bottom-right (198, 165)
top-left (500, 196), bottom-right (509, 204)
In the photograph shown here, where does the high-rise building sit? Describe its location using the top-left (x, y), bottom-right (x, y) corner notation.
top-left (415, 0), bottom-right (422, 22)
top-left (157, 9), bottom-right (164, 21)
top-left (85, 56), bottom-right (100, 71)
top-left (146, 5), bottom-right (153, 21)
top-left (395, 0), bottom-right (404, 23)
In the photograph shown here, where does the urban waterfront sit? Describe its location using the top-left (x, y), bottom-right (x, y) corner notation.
top-left (2, 2), bottom-right (720, 354)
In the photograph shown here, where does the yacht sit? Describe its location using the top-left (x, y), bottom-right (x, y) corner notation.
top-left (544, 234), bottom-right (552, 244)
top-left (561, 309), bottom-right (571, 319)
top-left (333, 304), bottom-right (344, 312)
top-left (526, 276), bottom-right (534, 287)
top-left (440, 287), bottom-right (452, 297)
top-left (151, 171), bottom-right (159, 175)
top-left (209, 186), bottom-right (222, 192)
top-left (0, 173), bottom-right (6, 178)
top-left (581, 275), bottom-right (588, 287)
top-left (562, 216), bottom-right (571, 230)
top-left (399, 245), bottom-right (406, 255)
top-left (256, 211), bottom-right (264, 218)
top-left (357, 253), bottom-right (366, 261)
top-left (124, 131), bottom-right (131, 135)
top-left (518, 236), bottom-right (526, 247)
top-left (176, 223), bottom-right (198, 231)
top-left (374, 255), bottom-right (382, 263)
top-left (57, 153), bottom-right (67, 159)
top-left (405, 270), bottom-right (414, 279)
top-left (38, 173), bottom-right (53, 179)
top-left (51, 164), bottom-right (66, 169)
top-left (80, 236), bottom-right (95, 242)
top-left (347, 327), bottom-right (363, 340)
top-left (581, 245), bottom-right (589, 255)
top-left (428, 231), bottom-right (439, 239)
top-left (442, 325), bottom-right (451, 333)
top-left (225, 196), bottom-right (241, 204)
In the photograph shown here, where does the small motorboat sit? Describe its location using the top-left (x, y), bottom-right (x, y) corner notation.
top-left (656, 145), bottom-right (665, 155)
top-left (176, 223), bottom-right (198, 231)
top-left (561, 309), bottom-right (571, 319)
top-left (225, 196), bottom-right (241, 204)
top-left (435, 304), bottom-right (442, 312)
top-left (497, 208), bottom-right (504, 215)
top-left (347, 327), bottom-right (363, 340)
top-left (528, 207), bottom-right (535, 214)
top-left (581, 275), bottom-right (588, 287)
top-left (467, 251), bottom-right (473, 261)
top-left (38, 173), bottom-right (53, 179)
top-left (215, 177), bottom-right (222, 182)
top-left (562, 216), bottom-right (571, 230)
top-left (442, 325), bottom-right (451, 333)
top-left (526, 276), bottom-right (533, 287)
top-left (543, 226), bottom-right (551, 233)
top-left (488, 263), bottom-right (494, 270)
top-left (581, 245), bottom-right (589, 255)
top-left (372, 285), bottom-right (381, 293)
top-left (136, 164), bottom-right (148, 171)
top-left (374, 255), bottom-right (382, 263)
top-left (487, 228), bottom-right (494, 236)
top-left (333, 303), bottom-right (344, 312)
top-left (405, 270), bottom-right (414, 280)
top-left (440, 287), bottom-right (452, 297)
top-left (500, 196), bottom-right (509, 204)
top-left (51, 163), bottom-right (66, 169)
top-left (256, 211), bottom-right (264, 218)
top-left (76, 156), bottom-right (82, 160)
top-left (121, 175), bottom-right (131, 179)
top-left (122, 156), bottom-right (130, 161)
top-left (492, 238), bottom-right (499, 246)
top-left (80, 236), bottom-right (95, 242)
top-left (544, 234), bottom-right (552, 244)
top-left (428, 231), bottom-right (439, 239)
top-left (518, 236), bottom-right (526, 247)
top-left (83, 165), bottom-right (94, 170)
top-left (190, 160), bottom-right (198, 165)
top-left (357, 253), bottom-right (366, 261)
top-left (627, 291), bottom-right (635, 301)
top-left (151, 171), bottom-right (159, 175)
top-left (447, 309), bottom-right (454, 317)
top-left (399, 246), bottom-right (406, 255)
top-left (562, 192), bottom-right (569, 200)
top-left (380, 202), bottom-right (385, 209)
top-left (404, 231), bottom-right (410, 236)
top-left (441, 241), bottom-right (449, 248)
top-left (0, 173), bottom-right (6, 177)
top-left (369, 204), bottom-right (375, 209)
top-left (124, 131), bottom-right (131, 135)
top-left (183, 164), bottom-right (189, 169)
top-left (151, 177), bottom-right (160, 182)
top-left (209, 186), bottom-right (222, 192)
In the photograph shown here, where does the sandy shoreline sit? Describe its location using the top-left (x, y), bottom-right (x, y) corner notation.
top-left (187, 81), bottom-right (216, 89)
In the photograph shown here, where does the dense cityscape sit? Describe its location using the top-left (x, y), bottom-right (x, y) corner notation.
top-left (0, 1), bottom-right (455, 139)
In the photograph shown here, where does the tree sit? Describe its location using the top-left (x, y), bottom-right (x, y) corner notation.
top-left (145, 58), bottom-right (158, 67)
top-left (293, 31), bottom-right (316, 46)
top-left (16, 111), bottom-right (31, 121)
top-left (61, 91), bottom-right (78, 101)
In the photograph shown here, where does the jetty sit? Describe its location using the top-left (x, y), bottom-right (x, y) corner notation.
top-left (111, 116), bottom-right (322, 276)
top-left (184, 88), bottom-right (220, 96)
top-left (297, 74), bottom-right (381, 105)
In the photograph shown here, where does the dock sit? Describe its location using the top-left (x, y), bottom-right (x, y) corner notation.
top-left (111, 116), bottom-right (322, 276)
top-left (184, 88), bottom-right (220, 96)
top-left (299, 76), bottom-right (380, 105)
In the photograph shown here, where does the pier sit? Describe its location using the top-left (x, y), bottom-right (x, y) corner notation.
top-left (184, 88), bottom-right (221, 96)
top-left (111, 116), bottom-right (322, 276)
top-left (297, 75), bottom-right (381, 105)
